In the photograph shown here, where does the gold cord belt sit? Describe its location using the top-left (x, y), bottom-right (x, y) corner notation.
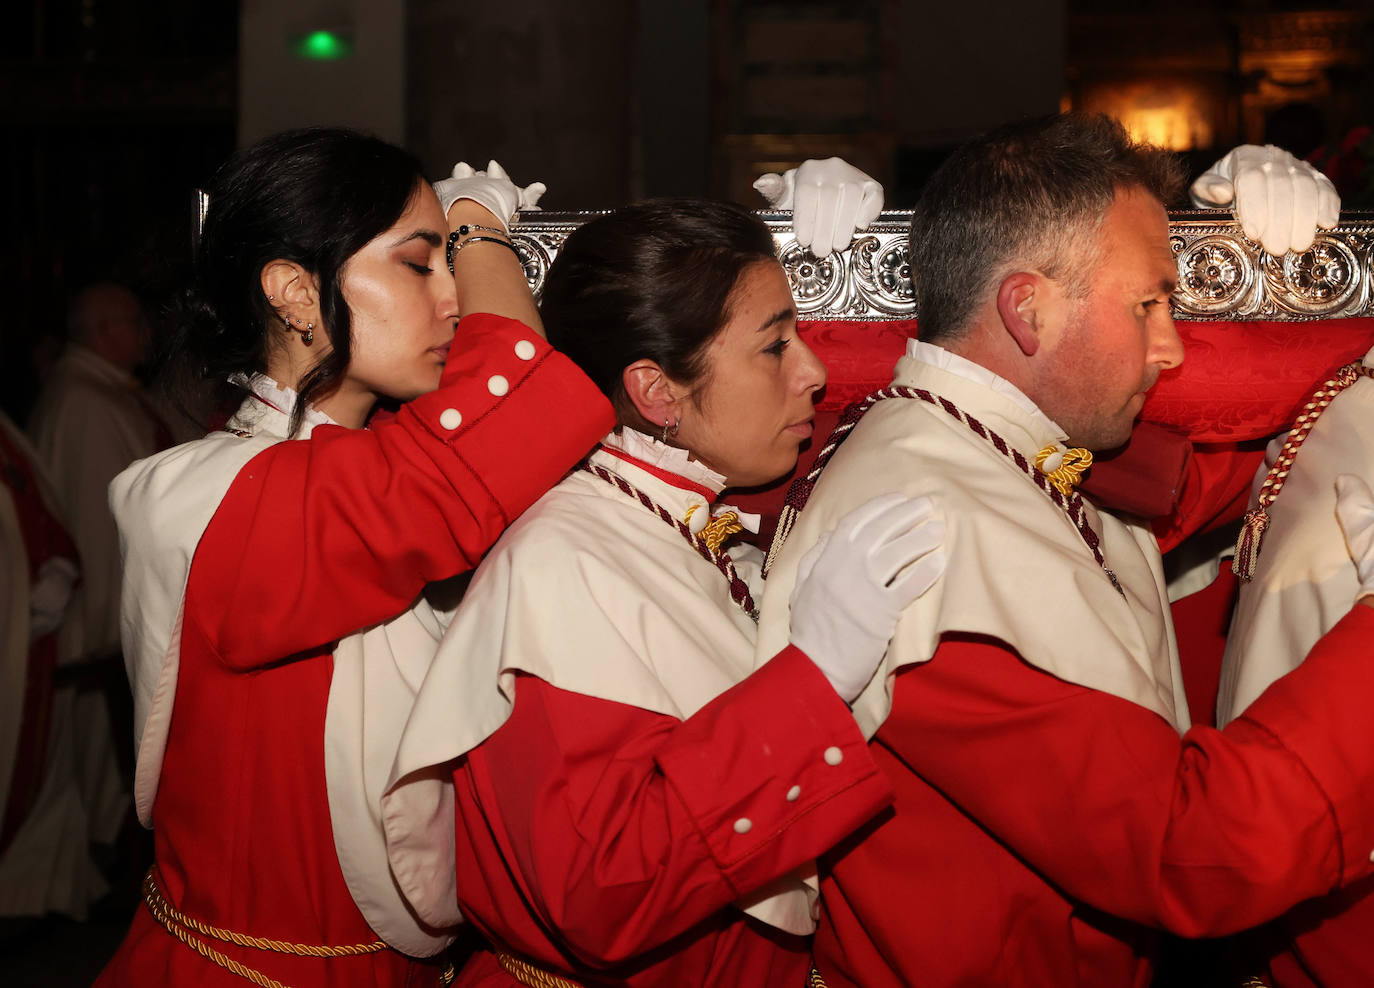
top-left (497, 952), bottom-right (584, 988)
top-left (496, 950), bottom-right (825, 987)
top-left (140, 866), bottom-right (446, 988)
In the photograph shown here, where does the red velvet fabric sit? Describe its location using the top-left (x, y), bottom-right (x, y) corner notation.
top-left (1142, 318), bottom-right (1374, 442)
top-left (797, 317), bottom-right (1374, 439)
top-left (798, 319), bottom-right (918, 411)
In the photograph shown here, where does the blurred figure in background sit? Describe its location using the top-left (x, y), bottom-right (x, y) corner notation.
top-left (0, 405), bottom-right (90, 919)
top-left (29, 282), bottom-right (172, 662)
top-left (14, 281), bottom-right (185, 916)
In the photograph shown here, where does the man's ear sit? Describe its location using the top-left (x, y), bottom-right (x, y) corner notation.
top-left (995, 271), bottom-right (1048, 357)
top-left (260, 260), bottom-right (321, 325)
top-left (622, 358), bottom-right (685, 430)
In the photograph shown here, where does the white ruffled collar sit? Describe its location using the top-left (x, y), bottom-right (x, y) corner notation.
top-left (602, 427), bottom-right (729, 495)
top-left (591, 429), bottom-right (759, 535)
top-left (227, 373), bottom-right (340, 439)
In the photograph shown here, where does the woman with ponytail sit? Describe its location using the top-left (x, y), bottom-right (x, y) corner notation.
top-left (96, 128), bottom-right (613, 988)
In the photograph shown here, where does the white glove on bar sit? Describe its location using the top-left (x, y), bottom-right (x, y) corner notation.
top-left (1190, 144), bottom-right (1339, 255)
top-left (433, 159), bottom-right (546, 232)
top-left (754, 157), bottom-right (884, 259)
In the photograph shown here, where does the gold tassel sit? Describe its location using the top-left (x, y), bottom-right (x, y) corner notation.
top-left (1233, 506), bottom-right (1270, 582)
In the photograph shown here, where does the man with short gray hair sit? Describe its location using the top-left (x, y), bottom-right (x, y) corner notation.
top-left (756, 113), bottom-right (1374, 986)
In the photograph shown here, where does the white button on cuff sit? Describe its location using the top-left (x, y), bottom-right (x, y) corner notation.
top-left (786, 785), bottom-right (801, 802)
top-left (1369, 847), bottom-right (1374, 863)
top-left (733, 817), bottom-right (753, 834)
top-left (687, 504), bottom-right (709, 535)
top-left (823, 746), bottom-right (843, 766)
top-left (439, 408), bottom-right (462, 431)
top-left (514, 339), bottom-right (537, 360)
top-left (487, 374), bottom-right (509, 396)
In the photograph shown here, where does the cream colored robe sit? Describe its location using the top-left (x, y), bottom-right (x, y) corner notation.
top-left (30, 344), bottom-right (171, 659)
top-left (112, 382), bottom-right (335, 828)
top-left (112, 384), bottom-right (455, 956)
top-left (755, 341), bottom-right (1189, 738)
top-left (1216, 344), bottom-right (1374, 726)
top-left (376, 430), bottom-right (820, 944)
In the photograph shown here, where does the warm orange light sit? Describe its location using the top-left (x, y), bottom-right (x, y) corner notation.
top-left (1118, 107), bottom-right (1200, 151)
top-left (1077, 81), bottom-right (1215, 151)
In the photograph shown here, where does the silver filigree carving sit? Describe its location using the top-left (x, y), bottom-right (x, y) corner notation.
top-left (852, 235), bottom-right (915, 311)
top-left (1261, 236), bottom-right (1361, 316)
top-left (511, 209), bottom-right (1374, 321)
top-left (1174, 236), bottom-right (1258, 315)
top-left (778, 243), bottom-right (842, 311)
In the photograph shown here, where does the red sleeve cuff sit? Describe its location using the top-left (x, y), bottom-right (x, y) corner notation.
top-left (404, 313), bottom-right (615, 524)
top-left (655, 645), bottom-right (893, 895)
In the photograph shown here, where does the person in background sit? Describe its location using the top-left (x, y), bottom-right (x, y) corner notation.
top-left (29, 282), bottom-right (176, 661)
top-left (22, 281), bottom-right (182, 916)
top-left (0, 407), bottom-right (87, 920)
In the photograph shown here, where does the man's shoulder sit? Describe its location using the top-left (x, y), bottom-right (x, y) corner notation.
top-left (812, 398), bottom-right (1021, 512)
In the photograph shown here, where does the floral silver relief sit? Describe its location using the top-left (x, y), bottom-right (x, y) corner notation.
top-left (777, 241), bottom-right (844, 313)
top-left (852, 235), bottom-right (916, 312)
top-left (1175, 237), bottom-right (1255, 315)
top-left (508, 231), bottom-right (559, 301)
top-left (512, 210), bottom-right (1374, 322)
top-left (1263, 236), bottom-right (1361, 316)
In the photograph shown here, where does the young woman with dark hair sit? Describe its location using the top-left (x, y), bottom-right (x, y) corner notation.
top-left (95, 128), bottom-right (615, 987)
top-left (379, 199), bottom-right (947, 987)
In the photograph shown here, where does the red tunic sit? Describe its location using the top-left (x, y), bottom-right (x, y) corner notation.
top-left (450, 650), bottom-right (893, 987)
top-left (813, 607), bottom-right (1374, 987)
top-left (96, 315), bottom-right (614, 988)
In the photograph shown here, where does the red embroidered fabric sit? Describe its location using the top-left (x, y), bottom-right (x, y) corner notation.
top-left (797, 317), bottom-right (1374, 441)
top-left (1141, 318), bottom-right (1374, 442)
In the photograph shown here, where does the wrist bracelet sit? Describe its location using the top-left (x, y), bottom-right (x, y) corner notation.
top-left (446, 228), bottom-right (504, 269)
top-left (446, 231), bottom-right (521, 272)
top-left (455, 222), bottom-right (506, 238)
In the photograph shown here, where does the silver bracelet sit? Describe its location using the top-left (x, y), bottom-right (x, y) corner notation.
top-left (446, 231), bottom-right (520, 272)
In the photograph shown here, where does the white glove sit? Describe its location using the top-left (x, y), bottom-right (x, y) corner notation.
top-left (433, 159), bottom-right (547, 233)
top-left (1190, 144), bottom-right (1340, 255)
top-left (788, 493), bottom-right (945, 703)
top-left (753, 157), bottom-right (884, 259)
top-left (29, 556), bottom-right (78, 642)
top-left (1336, 474), bottom-right (1374, 602)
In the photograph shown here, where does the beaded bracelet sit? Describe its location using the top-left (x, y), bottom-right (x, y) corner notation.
top-left (455, 222), bottom-right (505, 238)
top-left (446, 230), bottom-right (520, 272)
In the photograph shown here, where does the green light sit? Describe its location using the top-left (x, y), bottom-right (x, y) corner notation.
top-left (293, 30), bottom-right (353, 61)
